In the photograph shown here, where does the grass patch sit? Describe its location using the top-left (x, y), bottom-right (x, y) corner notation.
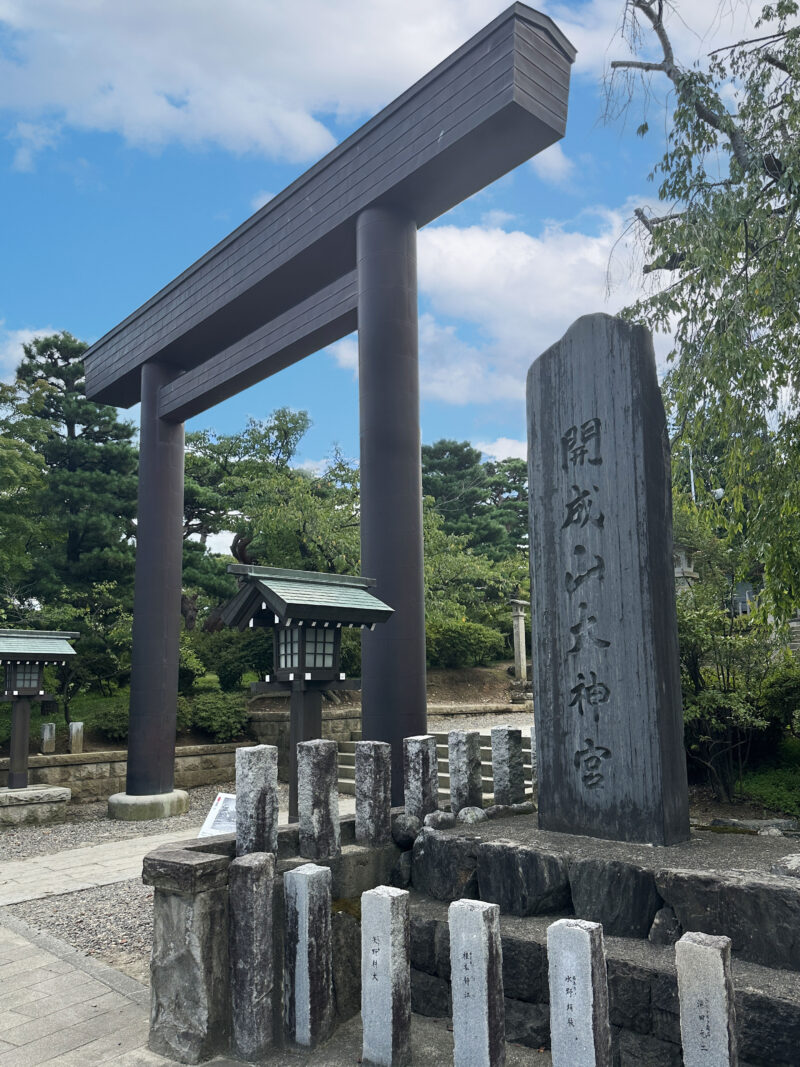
top-left (738, 735), bottom-right (800, 817)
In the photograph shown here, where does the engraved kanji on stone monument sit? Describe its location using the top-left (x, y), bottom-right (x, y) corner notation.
top-left (527, 314), bottom-right (689, 844)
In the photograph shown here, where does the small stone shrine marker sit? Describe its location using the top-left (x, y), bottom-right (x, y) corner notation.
top-left (235, 744), bottom-right (278, 855)
top-left (527, 314), bottom-right (689, 845)
top-left (449, 730), bottom-right (483, 814)
top-left (40, 722), bottom-right (55, 755)
top-left (284, 862), bottom-right (334, 1048)
top-left (449, 899), bottom-right (505, 1067)
top-left (361, 886), bottom-right (412, 1067)
top-left (547, 918), bottom-right (612, 1067)
top-left (676, 931), bottom-right (738, 1067)
top-left (403, 735), bottom-right (439, 822)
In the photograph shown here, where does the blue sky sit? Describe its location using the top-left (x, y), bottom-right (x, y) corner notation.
top-left (0, 0), bottom-right (761, 470)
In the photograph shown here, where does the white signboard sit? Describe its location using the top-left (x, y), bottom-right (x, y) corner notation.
top-left (198, 792), bottom-right (236, 838)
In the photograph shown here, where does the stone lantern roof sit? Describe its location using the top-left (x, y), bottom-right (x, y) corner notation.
top-left (0, 629), bottom-right (79, 662)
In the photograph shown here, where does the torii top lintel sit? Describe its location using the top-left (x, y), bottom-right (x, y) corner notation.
top-left (84, 4), bottom-right (575, 416)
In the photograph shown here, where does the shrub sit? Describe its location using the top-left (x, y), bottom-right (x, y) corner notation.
top-left (190, 628), bottom-right (272, 692)
top-left (191, 692), bottom-right (248, 742)
top-left (178, 637), bottom-right (206, 695)
top-left (176, 695), bottom-right (194, 734)
top-left (339, 628), bottom-right (362, 677)
top-left (760, 654), bottom-right (800, 734)
top-left (93, 696), bottom-right (131, 742)
top-left (426, 619), bottom-right (505, 669)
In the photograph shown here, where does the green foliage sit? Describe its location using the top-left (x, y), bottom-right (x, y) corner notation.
top-left (339, 628), bottom-right (362, 677)
top-left (176, 695), bottom-right (194, 734)
top-left (190, 628), bottom-right (272, 692)
top-left (760, 653), bottom-right (800, 734)
top-left (178, 635), bottom-right (206, 695)
top-left (426, 619), bottom-right (505, 669)
top-left (612, 1), bottom-right (800, 617)
top-left (92, 695), bottom-right (131, 743)
top-left (739, 736), bottom-right (800, 815)
top-left (191, 692), bottom-right (249, 742)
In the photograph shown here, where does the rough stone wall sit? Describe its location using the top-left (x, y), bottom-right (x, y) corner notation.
top-left (0, 742), bottom-right (252, 803)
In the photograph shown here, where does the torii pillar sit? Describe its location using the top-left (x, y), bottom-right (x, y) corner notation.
top-left (358, 207), bottom-right (427, 803)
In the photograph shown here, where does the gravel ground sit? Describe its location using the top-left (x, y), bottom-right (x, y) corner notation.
top-left (0, 779), bottom-right (285, 861)
top-left (428, 710), bottom-right (534, 733)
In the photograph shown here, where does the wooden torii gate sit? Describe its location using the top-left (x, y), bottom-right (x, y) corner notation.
top-left (85, 4), bottom-right (575, 816)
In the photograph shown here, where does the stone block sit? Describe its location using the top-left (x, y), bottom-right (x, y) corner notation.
top-left (361, 886), bottom-right (412, 1067)
top-left (235, 744), bottom-right (279, 856)
top-left (329, 843), bottom-right (400, 900)
top-left (547, 917), bottom-right (612, 1067)
top-left (143, 848), bottom-right (231, 895)
top-left (392, 813), bottom-right (421, 850)
top-left (355, 741), bottom-right (392, 848)
top-left (0, 785), bottom-right (70, 825)
top-left (491, 725), bottom-right (525, 806)
top-left (298, 739), bottom-right (340, 861)
top-left (615, 1029), bottom-right (683, 1067)
top-left (504, 997), bottom-right (550, 1049)
top-left (410, 968), bottom-right (451, 1018)
top-left (332, 910), bottom-right (361, 1022)
top-left (607, 961), bottom-right (651, 1034)
top-left (410, 914), bottom-right (438, 976)
top-left (411, 828), bottom-right (480, 901)
top-left (229, 852), bottom-right (275, 1061)
top-left (477, 841), bottom-right (571, 916)
top-left (449, 899), bottom-right (505, 1067)
top-left (501, 935), bottom-right (548, 1004)
top-left (569, 858), bottom-right (661, 938)
top-left (40, 722), bottom-right (56, 754)
top-left (403, 735), bottom-right (439, 823)
top-left (449, 730), bottom-right (483, 814)
top-left (425, 811), bottom-right (457, 830)
top-left (283, 862), bottom-right (334, 1048)
top-left (676, 931), bottom-right (737, 1066)
top-left (68, 722), bottom-right (84, 754)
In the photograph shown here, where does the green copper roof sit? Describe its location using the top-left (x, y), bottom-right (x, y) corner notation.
top-left (223, 566), bottom-right (393, 627)
top-left (0, 629), bottom-right (78, 660)
top-left (256, 578), bottom-right (385, 614)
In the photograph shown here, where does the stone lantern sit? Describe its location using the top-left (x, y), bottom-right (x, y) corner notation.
top-left (220, 565), bottom-right (393, 818)
top-left (1, 629), bottom-right (78, 788)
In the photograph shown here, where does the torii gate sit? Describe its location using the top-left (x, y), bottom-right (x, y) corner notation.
top-left (85, 4), bottom-right (575, 817)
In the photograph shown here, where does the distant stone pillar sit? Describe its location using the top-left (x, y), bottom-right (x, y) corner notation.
top-left (491, 725), bottom-right (525, 806)
top-left (297, 739), bottom-right (340, 860)
top-left (235, 744), bottom-right (279, 856)
top-left (403, 735), bottom-right (438, 822)
top-left (361, 885), bottom-right (412, 1067)
top-left (449, 899), bottom-right (505, 1066)
top-left (356, 740), bottom-right (392, 847)
top-left (68, 722), bottom-right (84, 755)
top-left (39, 720), bottom-right (55, 755)
top-left (284, 863), bottom-right (334, 1048)
top-left (510, 599), bottom-right (528, 684)
top-left (676, 932), bottom-right (738, 1067)
top-left (358, 206), bottom-right (426, 805)
top-left (448, 731), bottom-right (482, 814)
top-left (119, 361), bottom-right (187, 815)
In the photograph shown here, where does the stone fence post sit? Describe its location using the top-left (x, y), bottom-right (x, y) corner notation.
top-left (361, 885), bottom-right (412, 1067)
top-left (403, 735), bottom-right (438, 822)
top-left (676, 931), bottom-right (738, 1067)
top-left (229, 852), bottom-right (275, 1061)
top-left (547, 917), bottom-right (612, 1067)
top-left (449, 898), bottom-right (505, 1067)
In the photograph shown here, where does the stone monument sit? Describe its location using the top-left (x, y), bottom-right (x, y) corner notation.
top-left (527, 314), bottom-right (689, 845)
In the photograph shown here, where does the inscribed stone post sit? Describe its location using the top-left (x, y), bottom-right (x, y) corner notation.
top-left (403, 735), bottom-right (438, 822)
top-left (40, 722), bottom-right (55, 755)
top-left (449, 731), bottom-right (482, 814)
top-left (229, 852), bottom-right (275, 1060)
top-left (491, 726), bottom-right (524, 806)
top-left (676, 932), bottom-right (738, 1067)
top-left (283, 862), bottom-right (334, 1048)
top-left (68, 722), bottom-right (84, 754)
top-left (527, 313), bottom-right (689, 845)
top-left (298, 739), bottom-right (340, 860)
top-left (510, 600), bottom-right (528, 684)
top-left (356, 740), bottom-right (392, 847)
top-left (235, 744), bottom-right (279, 856)
top-left (547, 918), bottom-right (611, 1067)
top-left (361, 886), bottom-right (412, 1067)
top-left (449, 899), bottom-right (505, 1067)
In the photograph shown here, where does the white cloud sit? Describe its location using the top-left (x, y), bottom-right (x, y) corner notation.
top-left (250, 190), bottom-right (274, 212)
top-left (204, 531), bottom-right (236, 556)
top-left (327, 336), bottom-right (358, 374)
top-left (9, 121), bottom-right (59, 171)
top-left (530, 142), bottom-right (574, 186)
top-left (416, 200), bottom-right (671, 405)
top-left (480, 209), bottom-right (516, 228)
top-left (0, 322), bottom-right (56, 380)
top-left (474, 437), bottom-right (527, 461)
top-left (296, 457), bottom-right (327, 475)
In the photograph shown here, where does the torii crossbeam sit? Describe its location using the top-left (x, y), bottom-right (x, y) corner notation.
top-left (85, 4), bottom-right (575, 816)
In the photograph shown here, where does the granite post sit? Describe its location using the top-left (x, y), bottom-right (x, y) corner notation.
top-left (235, 744), bottom-right (279, 857)
top-left (68, 721), bottom-right (84, 754)
top-left (449, 731), bottom-right (482, 814)
top-left (40, 722), bottom-right (55, 755)
top-left (530, 723), bottom-right (538, 793)
top-left (143, 849), bottom-right (231, 1063)
top-left (356, 740), bottom-right (392, 847)
top-left (403, 735), bottom-right (438, 822)
top-left (297, 739), bottom-right (340, 861)
top-left (361, 885), bottom-right (412, 1067)
top-left (229, 852), bottom-right (275, 1061)
top-left (676, 931), bottom-right (738, 1067)
top-left (527, 313), bottom-right (689, 845)
top-left (491, 726), bottom-right (524, 806)
top-left (449, 899), bottom-right (505, 1067)
top-left (547, 918), bottom-right (612, 1067)
top-left (510, 599), bottom-right (528, 684)
top-left (283, 862), bottom-right (334, 1048)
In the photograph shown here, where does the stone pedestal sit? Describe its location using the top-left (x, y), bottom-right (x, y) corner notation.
top-left (0, 786), bottom-right (71, 825)
top-left (107, 789), bottom-right (188, 821)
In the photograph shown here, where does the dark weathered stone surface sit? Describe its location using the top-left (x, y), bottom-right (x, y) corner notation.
top-left (615, 1029), bottom-right (682, 1067)
top-left (504, 998), bottom-right (550, 1049)
top-left (229, 852), bottom-right (275, 1060)
top-left (527, 313), bottom-right (689, 845)
top-left (411, 829), bottom-right (480, 901)
top-left (332, 910), bottom-right (361, 1022)
top-left (485, 805), bottom-right (513, 820)
top-left (477, 841), bottom-right (571, 916)
top-left (390, 849), bottom-right (412, 889)
top-left (355, 740), bottom-right (392, 847)
top-left (569, 857), bottom-right (661, 938)
top-left (235, 744), bottom-right (279, 856)
top-left (424, 811), bottom-right (456, 830)
top-left (501, 935), bottom-right (548, 1004)
top-left (403, 735), bottom-right (439, 823)
top-left (143, 848), bottom-right (230, 895)
top-left (392, 813), bottom-right (421, 850)
top-left (328, 843), bottom-right (400, 900)
top-left (457, 806), bottom-right (488, 825)
top-left (149, 885), bottom-right (230, 1063)
top-left (656, 868), bottom-right (800, 971)
top-left (491, 725), bottom-right (525, 806)
top-left (410, 968), bottom-right (451, 1018)
top-left (410, 914), bottom-right (438, 976)
top-left (448, 730), bottom-right (482, 814)
top-left (607, 961), bottom-right (652, 1034)
top-left (649, 906), bottom-right (682, 946)
top-left (298, 739), bottom-right (340, 861)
